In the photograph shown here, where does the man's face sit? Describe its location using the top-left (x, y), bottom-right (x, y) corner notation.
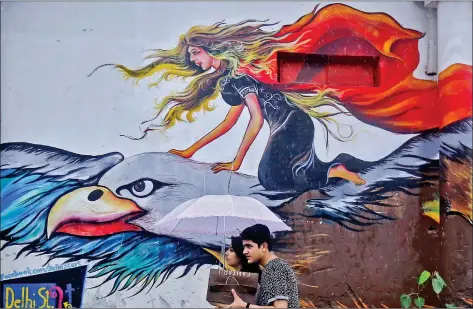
top-left (242, 240), bottom-right (265, 264)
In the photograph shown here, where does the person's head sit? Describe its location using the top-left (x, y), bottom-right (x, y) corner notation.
top-left (187, 46), bottom-right (218, 71)
top-left (225, 236), bottom-right (245, 269)
top-left (181, 22), bottom-right (304, 74)
top-left (225, 236), bottom-right (261, 274)
top-left (240, 224), bottom-right (272, 265)
top-left (102, 20), bottom-right (306, 131)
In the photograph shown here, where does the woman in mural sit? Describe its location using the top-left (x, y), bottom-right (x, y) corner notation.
top-left (89, 4), bottom-right (471, 193)
top-left (166, 36), bottom-right (369, 191)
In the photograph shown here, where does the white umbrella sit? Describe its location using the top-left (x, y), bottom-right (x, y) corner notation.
top-left (154, 195), bottom-right (292, 236)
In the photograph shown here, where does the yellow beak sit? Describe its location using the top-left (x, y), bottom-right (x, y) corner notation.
top-left (46, 186), bottom-right (145, 238)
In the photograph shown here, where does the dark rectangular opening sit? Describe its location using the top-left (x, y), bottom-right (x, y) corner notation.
top-left (277, 52), bottom-right (380, 87)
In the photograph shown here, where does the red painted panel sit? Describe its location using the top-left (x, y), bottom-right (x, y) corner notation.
top-left (327, 63), bottom-right (374, 87)
top-left (277, 52), bottom-right (379, 87)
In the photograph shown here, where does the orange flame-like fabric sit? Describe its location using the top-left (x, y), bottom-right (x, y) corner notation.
top-left (238, 3), bottom-right (472, 134)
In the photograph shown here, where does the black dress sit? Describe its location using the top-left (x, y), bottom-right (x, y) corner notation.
top-left (219, 72), bottom-right (370, 193)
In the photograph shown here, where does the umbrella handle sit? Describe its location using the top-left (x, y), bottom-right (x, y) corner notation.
top-left (225, 276), bottom-right (240, 285)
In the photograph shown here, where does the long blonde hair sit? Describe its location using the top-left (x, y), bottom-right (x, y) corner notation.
top-left (88, 19), bottom-right (353, 144)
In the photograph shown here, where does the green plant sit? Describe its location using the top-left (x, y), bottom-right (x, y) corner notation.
top-left (400, 270), bottom-right (454, 308)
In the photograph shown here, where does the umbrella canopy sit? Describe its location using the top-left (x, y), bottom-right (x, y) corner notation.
top-left (154, 195), bottom-right (292, 236)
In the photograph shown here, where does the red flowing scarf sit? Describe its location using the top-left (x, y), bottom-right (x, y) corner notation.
top-left (238, 3), bottom-right (472, 134)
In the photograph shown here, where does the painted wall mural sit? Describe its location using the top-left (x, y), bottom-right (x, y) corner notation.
top-left (1, 2), bottom-right (472, 308)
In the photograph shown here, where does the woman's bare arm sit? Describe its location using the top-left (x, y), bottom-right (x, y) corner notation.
top-left (211, 93), bottom-right (264, 173)
top-left (169, 104), bottom-right (245, 158)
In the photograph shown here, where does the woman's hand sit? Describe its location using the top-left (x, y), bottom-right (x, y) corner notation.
top-left (211, 161), bottom-right (242, 173)
top-left (168, 148), bottom-right (195, 159)
top-left (210, 94), bottom-right (263, 175)
top-left (168, 105), bottom-right (245, 160)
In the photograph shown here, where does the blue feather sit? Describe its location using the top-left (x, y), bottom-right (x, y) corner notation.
top-left (32, 232), bottom-right (216, 297)
top-left (1, 168), bottom-right (80, 245)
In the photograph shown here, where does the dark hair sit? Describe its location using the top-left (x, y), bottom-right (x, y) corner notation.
top-left (230, 236), bottom-right (261, 275)
top-left (240, 224), bottom-right (272, 251)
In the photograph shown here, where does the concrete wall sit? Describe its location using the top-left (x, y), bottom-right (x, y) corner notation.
top-left (1, 1), bottom-right (471, 308)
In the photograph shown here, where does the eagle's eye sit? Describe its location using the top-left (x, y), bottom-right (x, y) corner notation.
top-left (133, 180), bottom-right (147, 193)
top-left (116, 178), bottom-right (169, 198)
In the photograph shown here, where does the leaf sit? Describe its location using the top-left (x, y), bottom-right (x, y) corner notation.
top-left (400, 294), bottom-right (412, 308)
top-left (434, 272), bottom-right (447, 287)
top-left (418, 270), bottom-right (431, 285)
top-left (432, 277), bottom-right (444, 294)
top-left (445, 304), bottom-right (457, 308)
top-left (415, 297), bottom-right (425, 308)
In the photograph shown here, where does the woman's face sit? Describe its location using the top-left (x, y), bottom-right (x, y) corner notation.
top-left (188, 46), bottom-right (214, 71)
top-left (224, 247), bottom-right (241, 268)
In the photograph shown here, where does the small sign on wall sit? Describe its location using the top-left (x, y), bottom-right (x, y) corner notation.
top-left (1, 265), bottom-right (87, 308)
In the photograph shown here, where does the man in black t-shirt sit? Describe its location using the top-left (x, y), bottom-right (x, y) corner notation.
top-left (220, 224), bottom-right (300, 308)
